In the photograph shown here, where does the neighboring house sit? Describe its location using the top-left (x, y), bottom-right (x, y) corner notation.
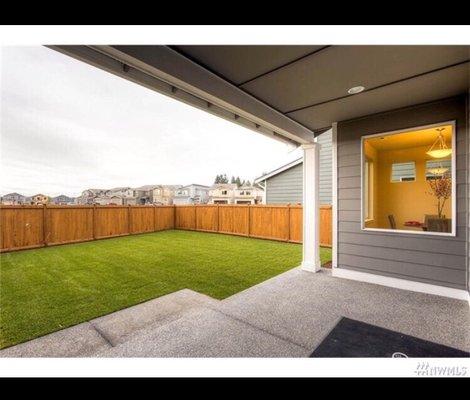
top-left (51, 195), bottom-right (75, 205)
top-left (152, 185), bottom-right (182, 205)
top-left (77, 187), bottom-right (137, 205)
top-left (254, 129), bottom-right (332, 205)
top-left (233, 185), bottom-right (264, 204)
top-left (106, 187), bottom-right (138, 205)
top-left (0, 192), bottom-right (27, 205)
top-left (94, 195), bottom-right (125, 205)
top-left (31, 194), bottom-right (49, 205)
top-left (134, 185), bottom-right (160, 205)
top-left (173, 184), bottom-right (210, 205)
top-left (76, 189), bottom-right (107, 205)
top-left (208, 183), bottom-right (238, 204)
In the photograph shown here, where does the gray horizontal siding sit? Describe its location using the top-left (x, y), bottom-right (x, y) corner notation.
top-left (266, 162), bottom-right (303, 204)
top-left (265, 129), bottom-right (332, 205)
top-left (336, 95), bottom-right (468, 290)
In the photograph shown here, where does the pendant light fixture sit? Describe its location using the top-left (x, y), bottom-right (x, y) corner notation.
top-left (427, 165), bottom-right (449, 176)
top-left (426, 128), bottom-right (452, 158)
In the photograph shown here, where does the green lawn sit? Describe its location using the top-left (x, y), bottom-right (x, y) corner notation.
top-left (0, 230), bottom-right (331, 349)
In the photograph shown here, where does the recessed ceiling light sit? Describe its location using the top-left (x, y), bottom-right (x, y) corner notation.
top-left (348, 86), bottom-right (365, 95)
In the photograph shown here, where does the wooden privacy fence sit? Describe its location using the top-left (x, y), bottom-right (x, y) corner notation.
top-left (0, 204), bottom-right (332, 252)
top-left (0, 205), bottom-right (175, 252)
top-left (174, 204), bottom-right (332, 247)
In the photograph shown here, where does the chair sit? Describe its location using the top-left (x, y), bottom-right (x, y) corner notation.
top-left (388, 215), bottom-right (396, 229)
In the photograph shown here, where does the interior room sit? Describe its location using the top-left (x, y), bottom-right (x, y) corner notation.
top-left (362, 123), bottom-right (454, 234)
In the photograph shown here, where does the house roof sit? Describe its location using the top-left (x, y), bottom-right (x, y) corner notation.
top-left (2, 192), bottom-right (25, 197)
top-left (134, 184), bottom-right (160, 191)
top-left (108, 187), bottom-right (133, 191)
top-left (210, 183), bottom-right (238, 189)
top-left (254, 158), bottom-right (303, 183)
top-left (181, 184), bottom-right (210, 189)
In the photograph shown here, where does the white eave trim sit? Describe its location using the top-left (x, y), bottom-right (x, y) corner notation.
top-left (254, 158), bottom-right (303, 184)
top-left (48, 45), bottom-right (314, 146)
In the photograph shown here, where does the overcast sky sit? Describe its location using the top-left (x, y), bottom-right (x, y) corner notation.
top-left (0, 46), bottom-right (300, 197)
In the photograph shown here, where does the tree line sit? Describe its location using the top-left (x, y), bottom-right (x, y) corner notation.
top-left (214, 174), bottom-right (251, 187)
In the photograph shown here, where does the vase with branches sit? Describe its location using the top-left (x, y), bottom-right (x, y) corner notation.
top-left (427, 174), bottom-right (451, 218)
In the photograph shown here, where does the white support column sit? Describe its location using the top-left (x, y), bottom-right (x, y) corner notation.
top-left (301, 142), bottom-right (321, 272)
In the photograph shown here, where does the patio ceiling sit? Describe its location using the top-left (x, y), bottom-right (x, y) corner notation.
top-left (50, 45), bottom-right (469, 143)
top-left (173, 45), bottom-right (470, 133)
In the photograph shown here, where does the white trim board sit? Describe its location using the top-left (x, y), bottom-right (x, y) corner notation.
top-left (332, 267), bottom-right (470, 302)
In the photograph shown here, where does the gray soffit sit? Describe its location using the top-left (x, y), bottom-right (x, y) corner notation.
top-left (50, 45), bottom-right (470, 138)
top-left (173, 45), bottom-right (470, 133)
top-left (173, 45), bottom-right (326, 85)
top-left (49, 45), bottom-right (314, 146)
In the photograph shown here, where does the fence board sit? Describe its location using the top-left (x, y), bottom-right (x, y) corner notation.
top-left (218, 205), bottom-right (249, 236)
top-left (320, 205), bottom-right (332, 247)
top-left (289, 206), bottom-right (303, 243)
top-left (0, 206), bottom-right (44, 251)
top-left (46, 206), bottom-right (94, 245)
top-left (130, 206), bottom-right (155, 234)
top-left (94, 206), bottom-right (129, 239)
top-left (175, 206), bottom-right (196, 230)
top-left (155, 206), bottom-right (175, 231)
top-left (195, 206), bottom-right (218, 232)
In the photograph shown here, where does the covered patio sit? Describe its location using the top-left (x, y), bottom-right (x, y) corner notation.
top-left (2, 44), bottom-right (468, 358)
top-left (50, 45), bottom-right (470, 300)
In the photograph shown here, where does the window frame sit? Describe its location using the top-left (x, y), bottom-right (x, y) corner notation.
top-left (390, 161), bottom-right (416, 183)
top-left (360, 120), bottom-right (456, 237)
top-left (363, 157), bottom-right (374, 222)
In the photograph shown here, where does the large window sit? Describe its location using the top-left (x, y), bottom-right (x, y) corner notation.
top-left (362, 122), bottom-right (455, 235)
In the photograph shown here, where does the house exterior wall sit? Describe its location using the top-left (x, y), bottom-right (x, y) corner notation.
top-left (317, 129), bottom-right (333, 204)
top-left (264, 129), bottom-right (332, 205)
top-left (266, 163), bottom-right (303, 204)
top-left (336, 95), bottom-right (468, 290)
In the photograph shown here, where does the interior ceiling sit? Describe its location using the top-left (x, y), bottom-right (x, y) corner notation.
top-left (172, 45), bottom-right (470, 133)
top-left (366, 124), bottom-right (453, 151)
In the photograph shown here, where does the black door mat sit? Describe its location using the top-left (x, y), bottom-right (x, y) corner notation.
top-left (311, 317), bottom-right (469, 358)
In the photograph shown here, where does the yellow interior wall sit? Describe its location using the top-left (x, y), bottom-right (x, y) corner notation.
top-left (374, 144), bottom-right (452, 229)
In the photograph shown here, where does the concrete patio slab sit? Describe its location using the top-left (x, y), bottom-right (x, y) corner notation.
top-left (217, 268), bottom-right (470, 352)
top-left (96, 307), bottom-right (309, 358)
top-left (91, 289), bottom-right (219, 345)
top-left (0, 322), bottom-right (111, 357)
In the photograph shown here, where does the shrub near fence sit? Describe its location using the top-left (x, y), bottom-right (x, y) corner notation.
top-left (0, 204), bottom-right (332, 252)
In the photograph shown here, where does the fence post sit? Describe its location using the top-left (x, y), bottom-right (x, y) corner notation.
top-left (92, 204), bottom-right (97, 239)
top-left (216, 204), bottom-right (219, 232)
top-left (173, 205), bottom-right (177, 229)
top-left (43, 204), bottom-right (48, 247)
top-left (193, 205), bottom-right (197, 230)
top-left (153, 204), bottom-right (157, 232)
top-left (247, 205), bottom-right (251, 237)
top-left (128, 205), bottom-right (132, 235)
top-left (287, 204), bottom-right (291, 242)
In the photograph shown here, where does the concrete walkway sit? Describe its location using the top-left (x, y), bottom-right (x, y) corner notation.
top-left (2, 268), bottom-right (469, 357)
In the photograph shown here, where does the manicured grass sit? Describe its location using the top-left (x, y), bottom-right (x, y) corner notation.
top-left (0, 230), bottom-right (331, 349)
